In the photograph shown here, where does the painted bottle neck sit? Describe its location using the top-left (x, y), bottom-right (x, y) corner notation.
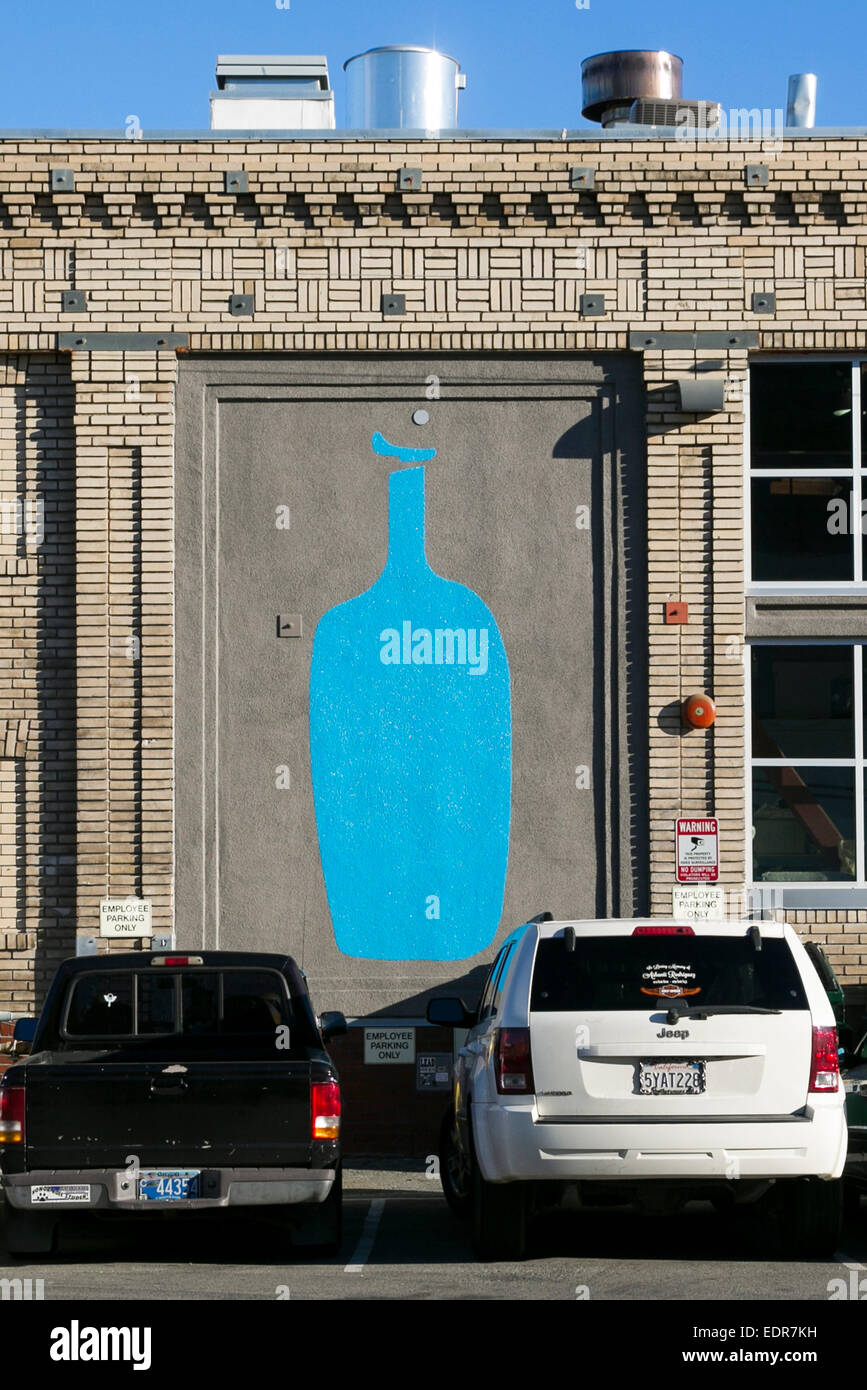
top-left (386, 467), bottom-right (428, 577)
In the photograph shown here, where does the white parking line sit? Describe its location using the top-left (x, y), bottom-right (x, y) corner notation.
top-left (344, 1198), bottom-right (386, 1272)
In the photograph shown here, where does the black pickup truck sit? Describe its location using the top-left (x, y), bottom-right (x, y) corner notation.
top-left (0, 951), bottom-right (346, 1255)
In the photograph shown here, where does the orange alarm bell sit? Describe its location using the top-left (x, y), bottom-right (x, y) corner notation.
top-left (682, 693), bottom-right (716, 729)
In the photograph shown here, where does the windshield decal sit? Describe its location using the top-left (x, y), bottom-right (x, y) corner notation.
top-left (640, 962), bottom-right (702, 1000)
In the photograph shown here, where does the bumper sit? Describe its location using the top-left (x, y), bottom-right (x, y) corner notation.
top-left (472, 1102), bottom-right (848, 1184)
top-left (2, 1167), bottom-right (336, 1211)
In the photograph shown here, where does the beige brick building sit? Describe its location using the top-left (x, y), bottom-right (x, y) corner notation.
top-left (1, 109), bottom-right (866, 1025)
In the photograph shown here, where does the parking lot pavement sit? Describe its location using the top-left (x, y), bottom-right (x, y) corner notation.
top-left (2, 1173), bottom-right (866, 1302)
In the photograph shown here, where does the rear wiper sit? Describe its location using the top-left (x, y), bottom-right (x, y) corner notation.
top-left (666, 1004), bottom-right (783, 1023)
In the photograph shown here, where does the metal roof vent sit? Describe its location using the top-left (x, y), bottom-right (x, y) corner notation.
top-left (581, 50), bottom-right (683, 127)
top-left (343, 45), bottom-right (466, 130)
top-left (210, 55), bottom-right (336, 130)
top-left (629, 98), bottom-right (721, 131)
top-left (786, 73), bottom-right (817, 128)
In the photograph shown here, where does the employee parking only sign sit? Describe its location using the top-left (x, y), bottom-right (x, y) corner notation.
top-left (99, 897), bottom-right (153, 938)
top-left (675, 818), bottom-right (719, 883)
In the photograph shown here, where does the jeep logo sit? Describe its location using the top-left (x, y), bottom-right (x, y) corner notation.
top-left (656, 1028), bottom-right (690, 1040)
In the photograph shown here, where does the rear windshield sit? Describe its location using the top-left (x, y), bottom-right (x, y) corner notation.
top-left (530, 936), bottom-right (808, 1013)
top-left (63, 969), bottom-right (302, 1042)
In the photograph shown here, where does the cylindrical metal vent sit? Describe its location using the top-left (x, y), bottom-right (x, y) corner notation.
top-left (786, 73), bottom-right (817, 128)
top-left (581, 49), bottom-right (683, 126)
top-left (343, 45), bottom-right (464, 129)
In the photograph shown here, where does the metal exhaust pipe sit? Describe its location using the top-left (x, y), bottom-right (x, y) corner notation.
top-left (786, 73), bottom-right (817, 128)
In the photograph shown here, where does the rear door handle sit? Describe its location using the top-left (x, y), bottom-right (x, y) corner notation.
top-left (149, 1077), bottom-right (188, 1095)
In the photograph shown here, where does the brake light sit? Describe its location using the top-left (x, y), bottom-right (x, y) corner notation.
top-left (0, 1084), bottom-right (24, 1145)
top-left (809, 1026), bottom-right (840, 1092)
top-left (633, 926), bottom-right (695, 936)
top-left (151, 956), bottom-right (203, 966)
top-left (312, 1080), bottom-right (341, 1141)
top-left (494, 1028), bottom-right (534, 1094)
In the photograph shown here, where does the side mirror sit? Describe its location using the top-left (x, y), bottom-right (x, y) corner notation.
top-left (320, 1011), bottom-right (347, 1042)
top-left (12, 1017), bottom-right (37, 1057)
top-left (427, 997), bottom-right (474, 1029)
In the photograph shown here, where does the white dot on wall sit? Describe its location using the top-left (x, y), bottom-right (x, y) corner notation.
top-left (412, 409), bottom-right (430, 426)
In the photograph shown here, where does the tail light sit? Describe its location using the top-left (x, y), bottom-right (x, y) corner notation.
top-left (0, 1084), bottom-right (24, 1145)
top-left (312, 1080), bottom-right (341, 1141)
top-left (809, 1026), bottom-right (840, 1092)
top-left (494, 1028), bottom-right (534, 1094)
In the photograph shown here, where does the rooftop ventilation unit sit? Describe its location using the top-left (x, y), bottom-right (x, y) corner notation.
top-left (581, 49), bottom-right (719, 131)
top-left (210, 56), bottom-right (336, 130)
top-left (582, 50), bottom-right (683, 127)
top-left (629, 98), bottom-right (721, 130)
top-left (343, 45), bottom-right (466, 130)
top-left (787, 73), bottom-right (817, 128)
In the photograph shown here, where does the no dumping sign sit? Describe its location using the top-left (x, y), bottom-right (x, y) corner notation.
top-left (675, 818), bottom-right (719, 883)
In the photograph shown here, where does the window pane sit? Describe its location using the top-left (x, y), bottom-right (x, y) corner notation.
top-left (751, 363), bottom-right (852, 470)
top-left (137, 973), bottom-right (178, 1034)
top-left (182, 972), bottom-right (220, 1035)
top-left (180, 970), bottom-right (289, 1036)
top-left (751, 646), bottom-right (854, 758)
top-left (752, 767), bottom-right (856, 881)
top-left (751, 477), bottom-right (854, 580)
top-left (221, 970), bottom-right (289, 1034)
top-left (65, 973), bottom-right (134, 1036)
top-left (530, 937), bottom-right (807, 1012)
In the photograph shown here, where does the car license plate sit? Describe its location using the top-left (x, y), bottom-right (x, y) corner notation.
top-left (138, 1170), bottom-right (200, 1201)
top-left (638, 1061), bottom-right (706, 1095)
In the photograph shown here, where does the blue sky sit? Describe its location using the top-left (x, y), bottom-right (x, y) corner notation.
top-left (1, 0), bottom-right (865, 131)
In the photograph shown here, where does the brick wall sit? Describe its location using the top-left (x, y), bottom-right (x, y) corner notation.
top-left (327, 1026), bottom-right (455, 1156)
top-left (0, 134), bottom-right (865, 1004)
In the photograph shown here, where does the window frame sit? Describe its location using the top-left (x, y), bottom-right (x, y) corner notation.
top-left (745, 355), bottom-right (867, 906)
top-left (745, 356), bottom-right (866, 592)
top-left (475, 947), bottom-right (508, 1024)
top-left (60, 966), bottom-right (292, 1041)
top-left (746, 638), bottom-right (867, 897)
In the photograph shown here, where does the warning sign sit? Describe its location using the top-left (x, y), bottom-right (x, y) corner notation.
top-left (363, 1027), bottom-right (416, 1065)
top-left (416, 1053), bottom-right (452, 1092)
top-left (676, 819), bottom-right (719, 883)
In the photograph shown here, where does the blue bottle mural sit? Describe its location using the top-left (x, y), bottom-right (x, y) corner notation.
top-left (309, 435), bottom-right (512, 961)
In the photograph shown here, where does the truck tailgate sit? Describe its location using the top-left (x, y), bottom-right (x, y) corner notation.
top-left (23, 1058), bottom-right (317, 1169)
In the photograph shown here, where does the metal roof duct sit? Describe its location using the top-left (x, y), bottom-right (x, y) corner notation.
top-left (343, 45), bottom-right (465, 130)
top-left (787, 73), bottom-right (817, 128)
top-left (210, 56), bottom-right (335, 130)
top-left (581, 50), bottom-right (683, 127)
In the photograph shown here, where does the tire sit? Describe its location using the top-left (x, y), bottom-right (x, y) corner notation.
top-left (471, 1153), bottom-right (528, 1262)
top-left (765, 1178), bottom-right (843, 1259)
top-left (439, 1106), bottom-right (472, 1219)
top-left (3, 1205), bottom-right (58, 1256)
top-left (843, 1183), bottom-right (862, 1223)
top-left (291, 1166), bottom-right (343, 1255)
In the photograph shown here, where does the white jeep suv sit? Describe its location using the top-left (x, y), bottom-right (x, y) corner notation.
top-left (428, 917), bottom-right (847, 1260)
